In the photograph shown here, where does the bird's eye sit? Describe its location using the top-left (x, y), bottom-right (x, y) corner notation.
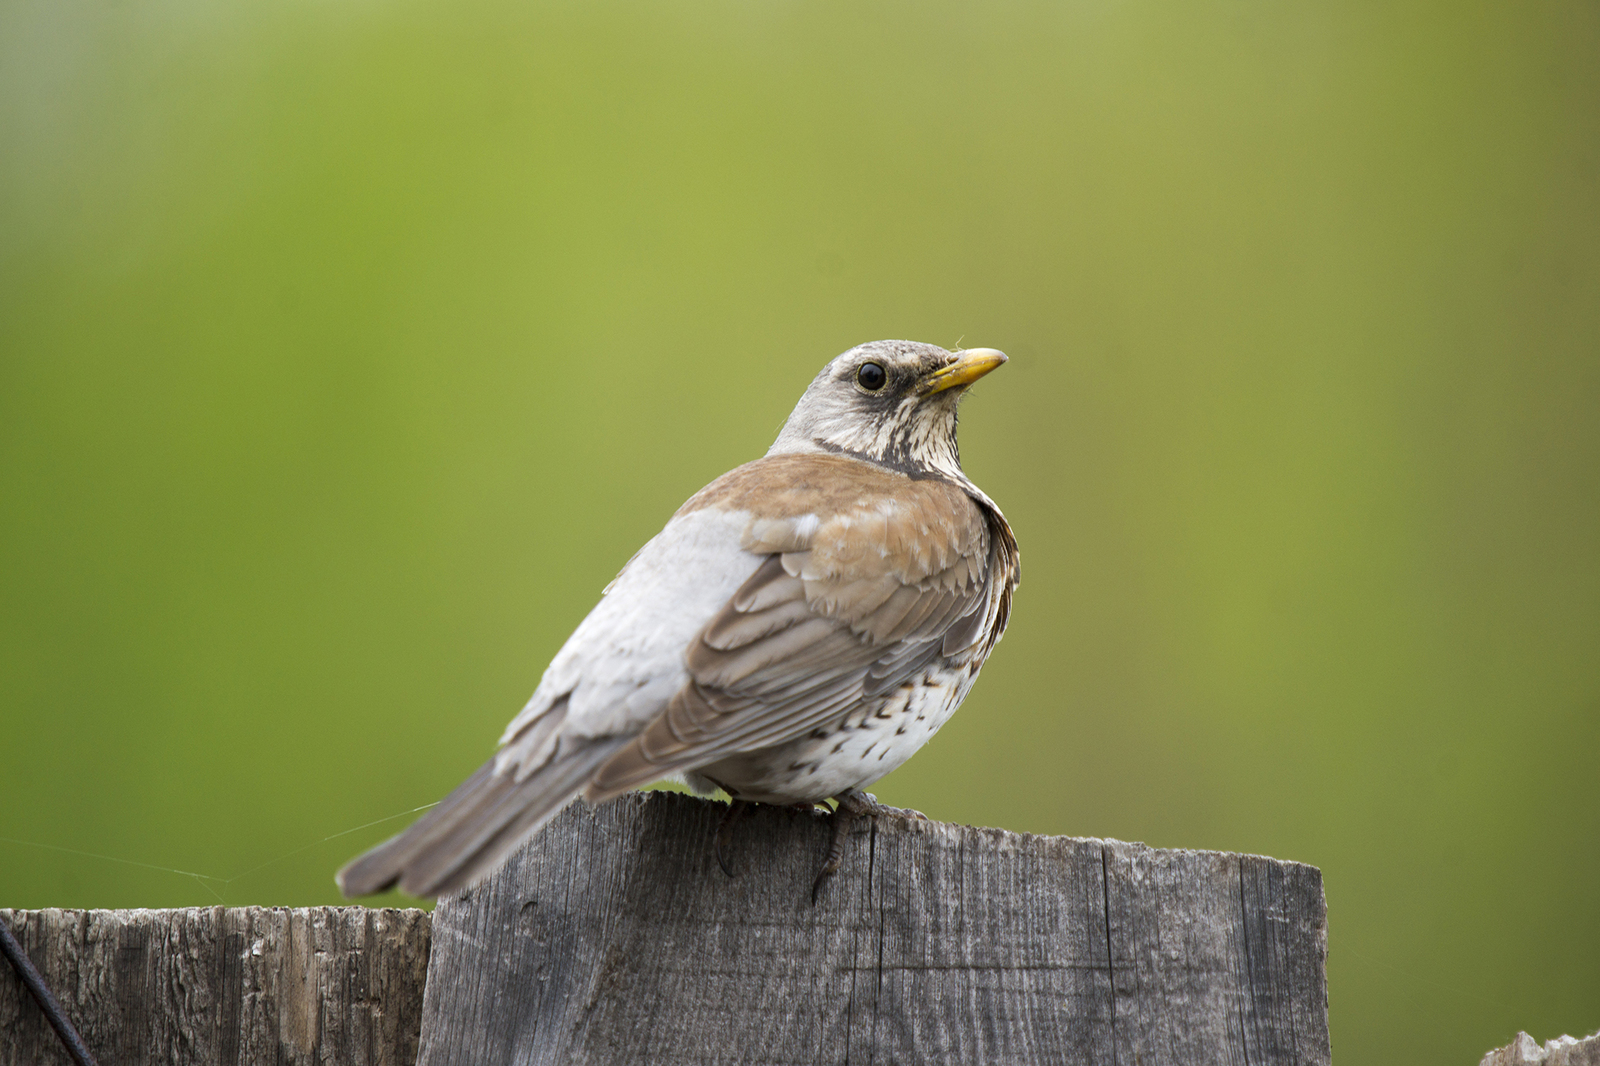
top-left (856, 362), bottom-right (887, 391)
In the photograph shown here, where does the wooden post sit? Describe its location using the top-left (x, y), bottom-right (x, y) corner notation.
top-left (0, 906), bottom-right (429, 1066)
top-left (419, 791), bottom-right (1330, 1065)
top-left (3, 795), bottom-right (1331, 1065)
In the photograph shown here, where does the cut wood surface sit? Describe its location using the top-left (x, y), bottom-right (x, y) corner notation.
top-left (420, 790), bottom-right (1330, 1066)
top-left (0, 906), bottom-right (429, 1066)
top-left (1481, 1031), bottom-right (1600, 1066)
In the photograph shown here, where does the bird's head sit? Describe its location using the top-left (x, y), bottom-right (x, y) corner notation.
top-left (769, 340), bottom-right (1007, 480)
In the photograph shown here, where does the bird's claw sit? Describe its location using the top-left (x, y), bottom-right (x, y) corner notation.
top-left (811, 859), bottom-right (843, 904)
top-left (811, 789), bottom-right (928, 903)
top-left (713, 800), bottom-right (749, 878)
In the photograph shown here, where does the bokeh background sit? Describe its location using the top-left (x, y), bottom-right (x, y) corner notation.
top-left (3, 0), bottom-right (1597, 1061)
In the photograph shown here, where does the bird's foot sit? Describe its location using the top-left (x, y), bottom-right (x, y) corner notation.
top-left (859, 793), bottom-right (929, 821)
top-left (811, 790), bottom-right (924, 903)
top-left (713, 800), bottom-right (751, 877)
top-left (839, 791), bottom-right (930, 821)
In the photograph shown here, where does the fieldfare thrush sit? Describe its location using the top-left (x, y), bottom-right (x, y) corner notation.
top-left (338, 340), bottom-right (1020, 899)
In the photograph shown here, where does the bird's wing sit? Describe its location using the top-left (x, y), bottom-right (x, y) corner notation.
top-left (492, 504), bottom-right (768, 765)
top-left (584, 452), bottom-right (1006, 801)
top-left (338, 503), bottom-right (765, 898)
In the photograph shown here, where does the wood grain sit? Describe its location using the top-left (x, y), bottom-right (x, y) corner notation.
top-left (1481, 1031), bottom-right (1600, 1066)
top-left (419, 790), bottom-right (1330, 1065)
top-left (0, 906), bottom-right (429, 1066)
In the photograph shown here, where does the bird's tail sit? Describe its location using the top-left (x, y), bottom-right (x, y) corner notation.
top-left (336, 738), bottom-right (626, 899)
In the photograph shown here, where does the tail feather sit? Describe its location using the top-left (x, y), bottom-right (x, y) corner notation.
top-left (336, 739), bottom-right (626, 899)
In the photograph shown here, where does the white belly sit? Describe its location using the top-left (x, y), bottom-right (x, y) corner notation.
top-left (690, 662), bottom-right (980, 804)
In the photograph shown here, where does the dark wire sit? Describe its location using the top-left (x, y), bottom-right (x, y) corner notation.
top-left (0, 912), bottom-right (101, 1066)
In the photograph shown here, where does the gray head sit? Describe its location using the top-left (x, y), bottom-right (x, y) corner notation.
top-left (768, 340), bottom-right (1007, 480)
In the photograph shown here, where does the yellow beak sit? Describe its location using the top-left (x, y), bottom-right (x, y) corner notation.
top-left (921, 348), bottom-right (1008, 395)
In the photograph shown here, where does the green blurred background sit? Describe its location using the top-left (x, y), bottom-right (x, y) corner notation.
top-left (3, 0), bottom-right (1597, 1060)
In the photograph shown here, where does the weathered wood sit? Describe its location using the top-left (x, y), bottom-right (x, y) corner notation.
top-left (419, 790), bottom-right (1330, 1065)
top-left (1481, 1031), bottom-right (1600, 1066)
top-left (0, 906), bottom-right (430, 1066)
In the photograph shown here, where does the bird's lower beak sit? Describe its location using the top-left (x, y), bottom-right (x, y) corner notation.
top-left (920, 348), bottom-right (1008, 395)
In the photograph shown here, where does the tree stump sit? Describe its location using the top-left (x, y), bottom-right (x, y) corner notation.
top-left (419, 791), bottom-right (1330, 1065)
top-left (0, 906), bottom-right (429, 1066)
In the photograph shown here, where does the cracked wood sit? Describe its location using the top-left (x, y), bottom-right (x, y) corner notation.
top-left (418, 791), bottom-right (1330, 1065)
top-left (0, 906), bottom-right (430, 1066)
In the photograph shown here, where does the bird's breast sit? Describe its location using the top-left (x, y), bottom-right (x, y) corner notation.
top-left (691, 658), bottom-right (982, 805)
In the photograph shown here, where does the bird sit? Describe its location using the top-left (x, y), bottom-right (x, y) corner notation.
top-left (337, 340), bottom-right (1020, 900)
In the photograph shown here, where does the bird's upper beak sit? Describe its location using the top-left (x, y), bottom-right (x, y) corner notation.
top-left (919, 348), bottom-right (1008, 395)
